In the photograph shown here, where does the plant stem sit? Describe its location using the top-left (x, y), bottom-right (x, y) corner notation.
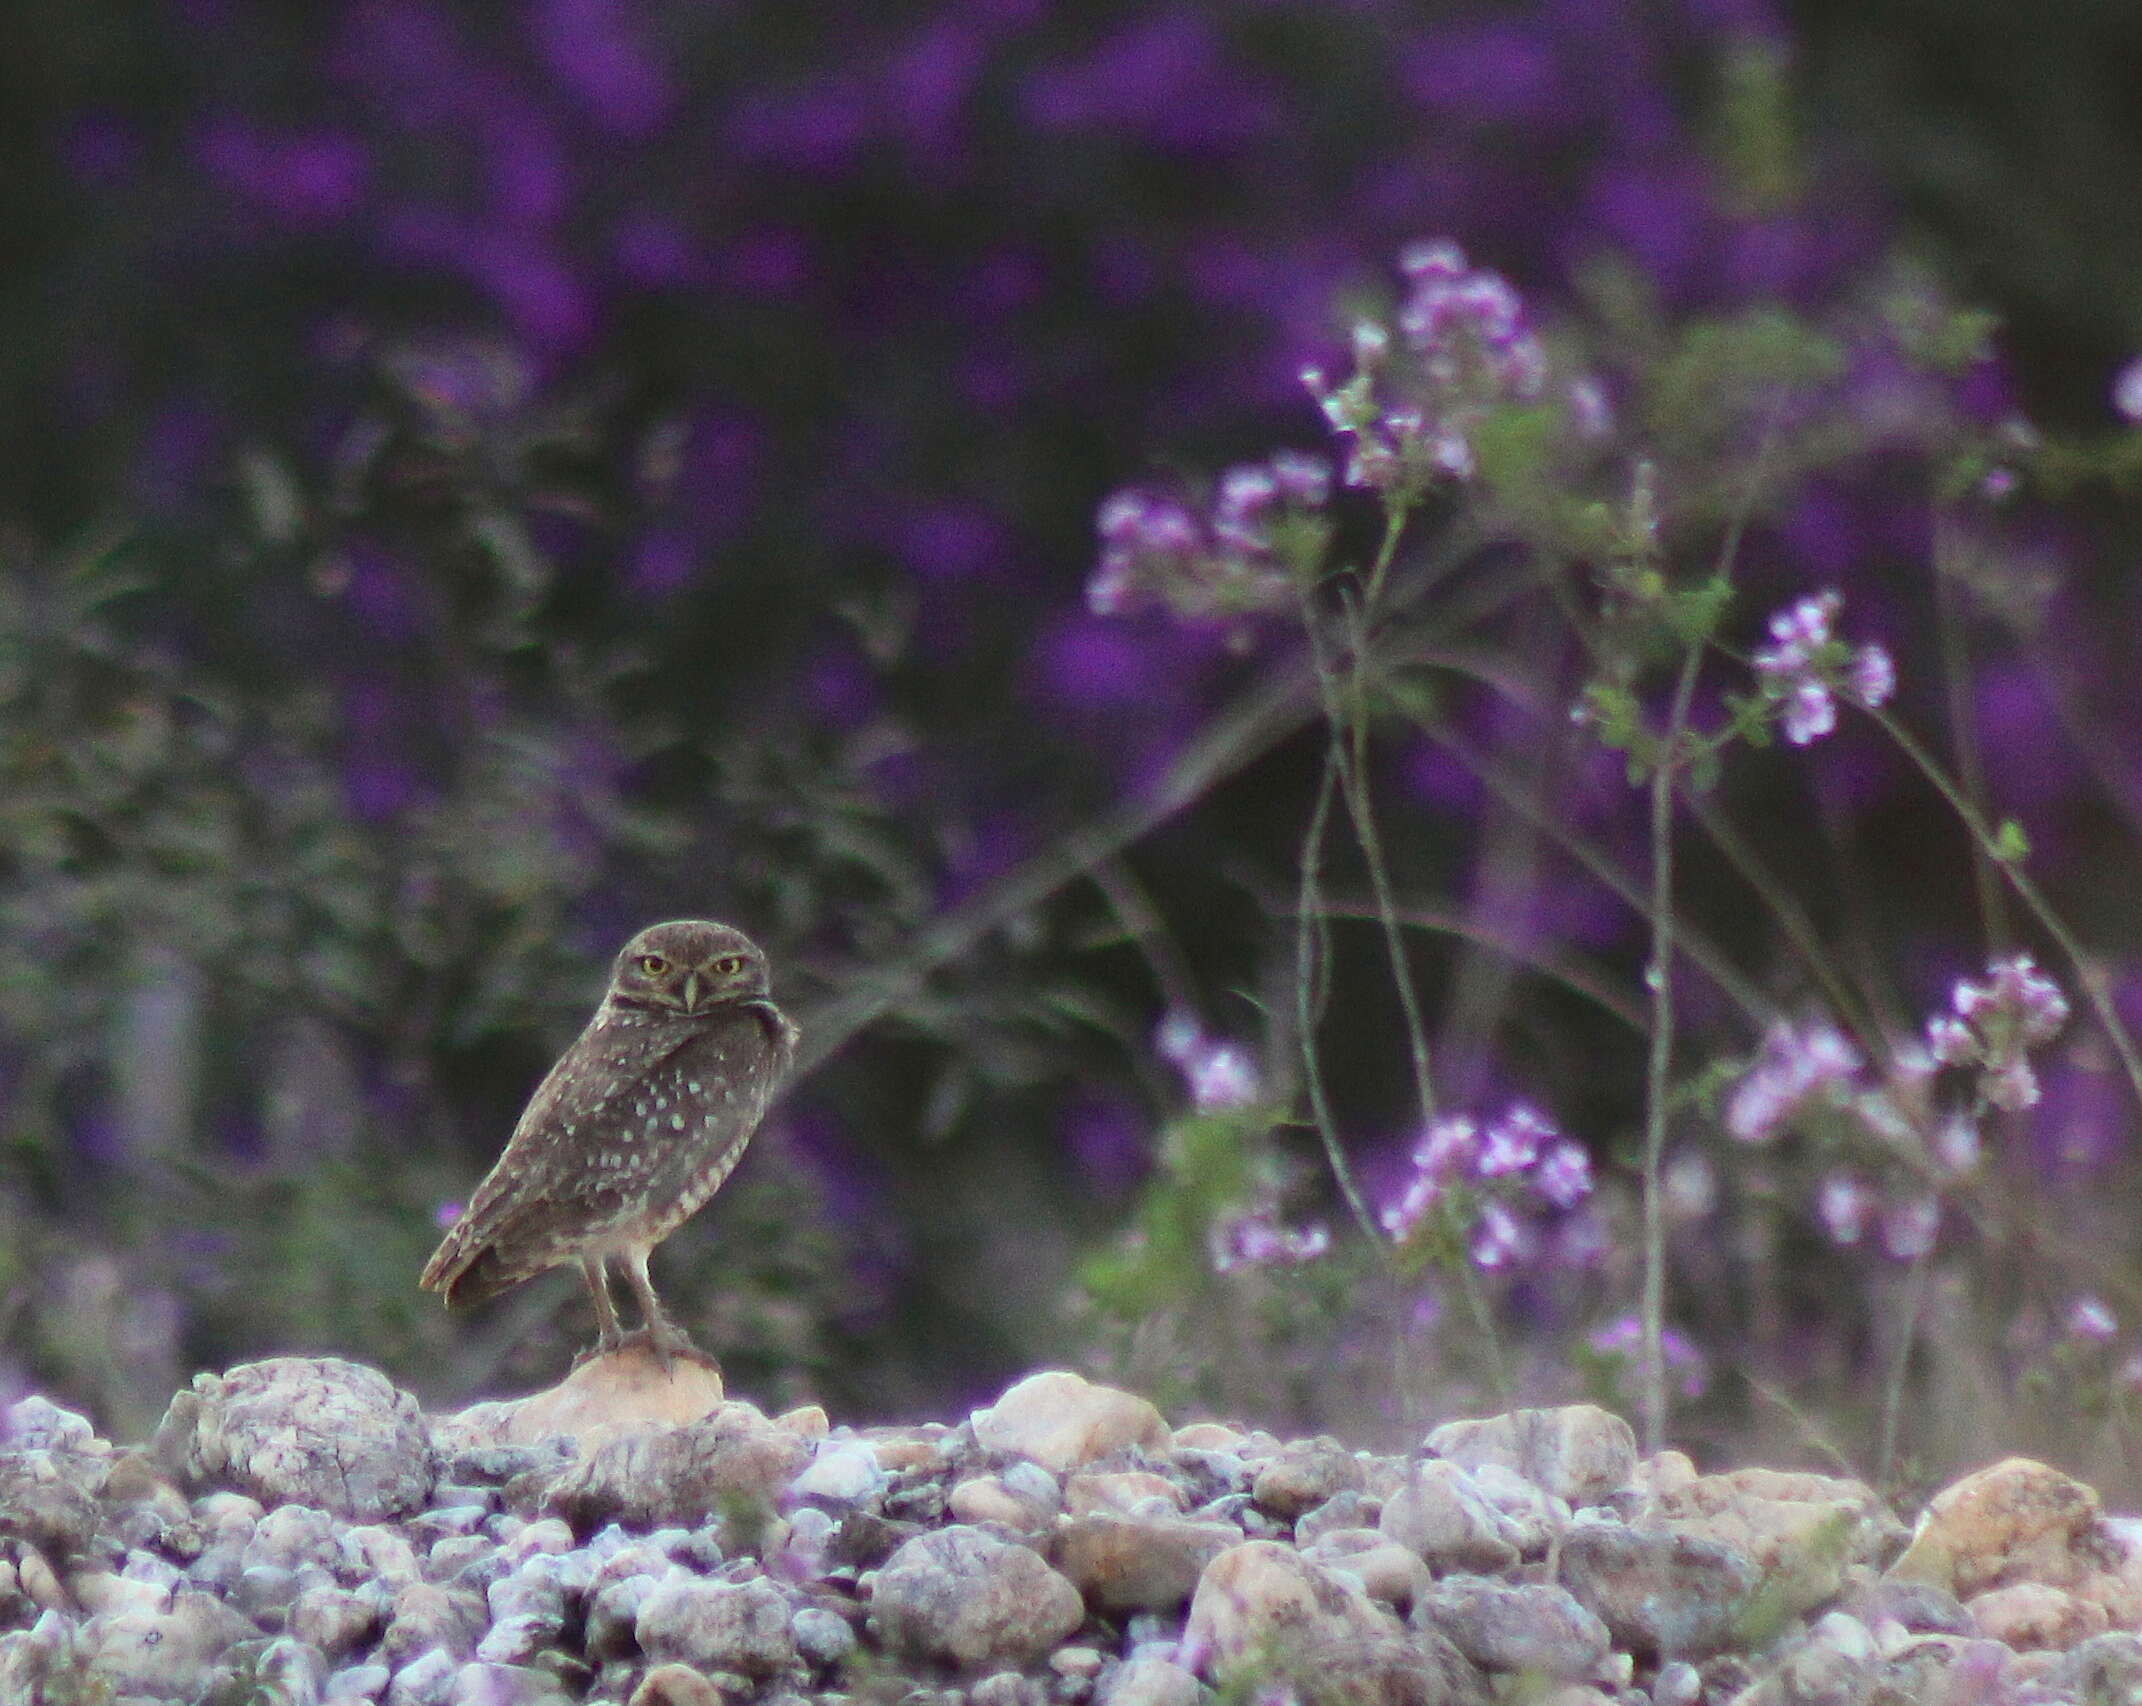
top-left (1932, 508), bottom-right (2011, 949)
top-left (1640, 640), bottom-right (1705, 1455)
top-left (1686, 794), bottom-right (1881, 1055)
top-left (1876, 1243), bottom-right (1933, 1490)
top-left (1294, 747), bottom-right (1380, 1246)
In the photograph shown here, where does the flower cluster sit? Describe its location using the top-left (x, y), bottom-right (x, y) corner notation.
top-left (1925, 953), bottom-right (2072, 1111)
top-left (2067, 1295), bottom-right (2118, 1343)
top-left (1586, 1314), bottom-right (1709, 1399)
top-left (1751, 590), bottom-right (1897, 744)
top-left (1155, 1012), bottom-right (1263, 1113)
top-left (1725, 1019), bottom-right (1863, 1144)
top-left (1301, 240), bottom-right (1550, 495)
top-left (1210, 1201), bottom-right (1332, 1274)
top-left (1381, 1102), bottom-right (1593, 1272)
top-left (1087, 452), bottom-right (1331, 623)
top-left (1814, 1173), bottom-right (1942, 1259)
top-left (2115, 357), bottom-right (2142, 426)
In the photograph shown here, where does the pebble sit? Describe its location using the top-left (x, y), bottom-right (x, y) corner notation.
top-left (793, 1602), bottom-right (859, 1667)
top-left (1424, 1405), bottom-right (1635, 1507)
top-left (1411, 1573), bottom-right (1611, 1677)
top-left (1052, 1512), bottom-right (1239, 1612)
top-left (154, 1358), bottom-right (438, 1522)
top-left (870, 1526), bottom-right (1085, 1669)
top-left (636, 1572), bottom-right (798, 1676)
top-left (1251, 1438), bottom-right (1365, 1520)
top-left (1557, 1518), bottom-right (1759, 1661)
top-left (1378, 1458), bottom-right (1522, 1572)
top-left (15, 1354), bottom-right (2142, 1702)
top-left (970, 1371), bottom-right (1171, 1472)
top-left (795, 1437), bottom-right (889, 1505)
top-left (1100, 1654), bottom-right (1201, 1706)
top-left (543, 1404), bottom-right (810, 1534)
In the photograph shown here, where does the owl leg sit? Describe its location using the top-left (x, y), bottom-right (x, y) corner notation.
top-left (581, 1254), bottom-right (625, 1354)
top-left (622, 1250), bottom-right (695, 1374)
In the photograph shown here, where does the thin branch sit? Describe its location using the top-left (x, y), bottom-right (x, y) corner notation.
top-left (1417, 717), bottom-right (1778, 1030)
top-left (1305, 898), bottom-right (1647, 1032)
top-left (1932, 509), bottom-right (2012, 950)
top-left (1684, 793), bottom-right (1882, 1053)
top-left (1294, 748), bottom-right (1380, 1246)
top-left (1639, 639), bottom-right (1705, 1456)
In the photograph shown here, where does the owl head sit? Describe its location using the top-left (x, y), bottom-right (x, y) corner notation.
top-left (608, 919), bottom-right (772, 1016)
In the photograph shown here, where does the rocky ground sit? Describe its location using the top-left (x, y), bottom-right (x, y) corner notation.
top-left (3, 1351), bottom-right (2142, 1705)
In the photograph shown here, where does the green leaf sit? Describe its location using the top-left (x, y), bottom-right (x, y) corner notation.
top-left (1991, 818), bottom-right (2032, 863)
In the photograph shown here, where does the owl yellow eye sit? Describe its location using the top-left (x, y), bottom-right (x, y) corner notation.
top-left (638, 954), bottom-right (669, 976)
top-left (712, 955), bottom-right (746, 976)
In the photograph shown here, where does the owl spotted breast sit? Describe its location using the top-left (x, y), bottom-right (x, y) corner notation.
top-left (420, 919), bottom-right (800, 1369)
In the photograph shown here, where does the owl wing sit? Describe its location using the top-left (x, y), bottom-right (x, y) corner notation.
top-left (420, 1004), bottom-right (797, 1305)
top-left (419, 1013), bottom-right (702, 1299)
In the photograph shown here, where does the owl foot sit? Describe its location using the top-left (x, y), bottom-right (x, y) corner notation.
top-left (601, 1323), bottom-right (714, 1379)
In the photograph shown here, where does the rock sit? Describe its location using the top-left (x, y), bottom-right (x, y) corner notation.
top-left (1053, 1644), bottom-right (1107, 1679)
top-left (2049, 1631), bottom-right (2142, 1701)
top-left (1378, 1460), bottom-right (1521, 1572)
top-left (1424, 1407), bottom-right (1635, 1507)
top-left (254, 1634), bottom-right (331, 1705)
top-left (1253, 1440), bottom-right (1366, 1521)
top-left (1053, 1513), bottom-right (1239, 1612)
top-left (793, 1437), bottom-right (887, 1505)
top-left (386, 1646), bottom-right (459, 1706)
top-left (1065, 1468), bottom-right (1185, 1517)
top-left (1412, 1575), bottom-right (1611, 1678)
top-left (792, 1603), bottom-right (858, 1668)
top-left (1461, 1463), bottom-right (1563, 1556)
top-left (0, 1449), bottom-right (106, 1558)
top-left (636, 1574), bottom-right (797, 1677)
top-left (587, 1570), bottom-right (667, 1661)
top-left (1556, 1519), bottom-right (1759, 1660)
top-left (78, 1588), bottom-right (258, 1701)
top-left (971, 1372), bottom-right (1171, 1473)
top-left (1837, 1571), bottom-right (1975, 1637)
top-left (449, 1660), bottom-right (573, 1703)
top-left (858, 1424), bottom-right (948, 1474)
top-left (543, 1403), bottom-right (810, 1535)
top-left (340, 1525), bottom-right (424, 1593)
top-left (1184, 1540), bottom-right (1484, 1706)
top-left (1300, 1531), bottom-right (1430, 1611)
top-left (1965, 1581), bottom-right (2107, 1651)
top-left (379, 1581), bottom-right (489, 1668)
top-left (102, 1451), bottom-right (195, 1552)
top-left (434, 1343), bottom-right (727, 1454)
top-left (290, 1581), bottom-right (382, 1659)
top-left (870, 1526), bottom-right (1085, 1670)
top-left (1648, 1466), bottom-right (1902, 1622)
top-left (1102, 1654), bottom-right (1203, 1706)
top-left (972, 1671), bottom-right (1050, 1706)
top-left (1651, 1660), bottom-right (1701, 1706)
top-left (1297, 1489), bottom-right (1380, 1545)
top-left (631, 1663), bottom-right (730, 1706)
top-left (1887, 1457), bottom-right (2108, 1599)
top-left (951, 1473), bottom-right (1058, 1531)
top-left (2, 1394), bottom-right (102, 1452)
top-left (327, 1659), bottom-right (394, 1702)
top-left (153, 1358), bottom-right (437, 1522)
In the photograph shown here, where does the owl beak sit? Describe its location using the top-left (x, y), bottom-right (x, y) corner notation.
top-left (682, 970), bottom-right (702, 1013)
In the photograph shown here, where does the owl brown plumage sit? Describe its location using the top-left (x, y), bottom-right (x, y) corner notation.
top-left (420, 919), bottom-right (799, 1368)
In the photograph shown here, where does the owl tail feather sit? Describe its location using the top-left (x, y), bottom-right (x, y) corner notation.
top-left (422, 1238), bottom-right (524, 1309)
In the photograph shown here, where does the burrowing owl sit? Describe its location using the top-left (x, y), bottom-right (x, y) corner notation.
top-left (420, 919), bottom-right (799, 1367)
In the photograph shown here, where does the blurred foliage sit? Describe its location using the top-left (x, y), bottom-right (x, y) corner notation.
top-left (2, 0), bottom-right (2142, 1490)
